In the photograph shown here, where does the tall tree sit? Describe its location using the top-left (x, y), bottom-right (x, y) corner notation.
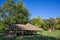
top-left (0, 0), bottom-right (30, 32)
top-left (0, 0), bottom-right (30, 25)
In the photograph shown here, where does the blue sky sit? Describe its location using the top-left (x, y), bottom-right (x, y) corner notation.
top-left (0, 0), bottom-right (60, 19)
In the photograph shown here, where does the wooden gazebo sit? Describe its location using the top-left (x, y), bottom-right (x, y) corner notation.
top-left (5, 23), bottom-right (41, 37)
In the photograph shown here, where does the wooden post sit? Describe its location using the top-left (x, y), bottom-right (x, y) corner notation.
top-left (22, 30), bottom-right (23, 37)
top-left (22, 30), bottom-right (23, 40)
top-left (14, 30), bottom-right (16, 37)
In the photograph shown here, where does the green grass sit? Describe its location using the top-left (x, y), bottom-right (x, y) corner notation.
top-left (0, 35), bottom-right (60, 40)
top-left (42, 30), bottom-right (60, 38)
top-left (0, 30), bottom-right (60, 40)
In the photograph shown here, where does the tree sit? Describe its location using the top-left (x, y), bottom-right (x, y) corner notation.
top-left (47, 18), bottom-right (56, 30)
top-left (1, 0), bottom-right (30, 24)
top-left (0, 0), bottom-right (30, 32)
top-left (42, 19), bottom-right (50, 30)
top-left (31, 16), bottom-right (44, 28)
top-left (55, 17), bottom-right (60, 29)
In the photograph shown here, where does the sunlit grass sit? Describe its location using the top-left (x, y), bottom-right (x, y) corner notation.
top-left (41, 30), bottom-right (60, 38)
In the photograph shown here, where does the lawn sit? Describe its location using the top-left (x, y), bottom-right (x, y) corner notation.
top-left (38, 30), bottom-right (60, 38)
top-left (0, 30), bottom-right (60, 40)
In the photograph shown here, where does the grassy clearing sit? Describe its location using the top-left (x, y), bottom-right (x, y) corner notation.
top-left (0, 30), bottom-right (60, 40)
top-left (41, 30), bottom-right (60, 38)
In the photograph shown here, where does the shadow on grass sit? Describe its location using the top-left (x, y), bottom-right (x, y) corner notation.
top-left (0, 35), bottom-right (60, 40)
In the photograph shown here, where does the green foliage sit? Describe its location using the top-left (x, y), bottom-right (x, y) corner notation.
top-left (55, 17), bottom-right (60, 29)
top-left (55, 25), bottom-right (60, 29)
top-left (1, 0), bottom-right (30, 24)
top-left (31, 16), bottom-right (44, 28)
top-left (42, 20), bottom-right (50, 30)
top-left (0, 0), bottom-right (30, 32)
top-left (31, 16), bottom-right (51, 30)
top-left (31, 17), bottom-right (60, 30)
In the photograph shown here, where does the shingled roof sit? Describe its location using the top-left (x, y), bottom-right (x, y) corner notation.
top-left (5, 23), bottom-right (41, 31)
